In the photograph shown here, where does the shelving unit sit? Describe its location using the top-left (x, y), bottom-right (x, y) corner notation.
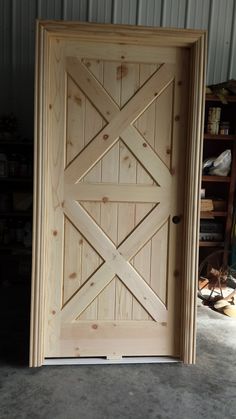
top-left (0, 137), bottom-right (33, 285)
top-left (202, 175), bottom-right (231, 182)
top-left (200, 95), bottom-right (236, 258)
top-left (199, 241), bottom-right (224, 248)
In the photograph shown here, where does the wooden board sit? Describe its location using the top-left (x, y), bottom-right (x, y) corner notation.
top-left (30, 22), bottom-right (206, 366)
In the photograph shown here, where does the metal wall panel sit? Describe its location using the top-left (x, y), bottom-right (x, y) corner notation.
top-left (87, 0), bottom-right (112, 22)
top-left (161, 0), bottom-right (187, 27)
top-left (36, 0), bottom-right (63, 19)
top-left (185, 0), bottom-right (211, 29)
top-left (228, 1), bottom-right (236, 79)
top-left (0, 0), bottom-right (12, 115)
top-left (207, 0), bottom-right (235, 83)
top-left (62, 0), bottom-right (88, 20)
top-left (11, 0), bottom-right (36, 135)
top-left (137, 0), bottom-right (162, 26)
top-left (1, 0), bottom-right (236, 136)
top-left (112, 0), bottom-right (138, 24)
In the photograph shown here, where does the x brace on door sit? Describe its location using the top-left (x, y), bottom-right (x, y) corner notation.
top-left (62, 57), bottom-right (174, 323)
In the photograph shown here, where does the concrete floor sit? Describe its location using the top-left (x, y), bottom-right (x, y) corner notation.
top-left (0, 286), bottom-right (236, 419)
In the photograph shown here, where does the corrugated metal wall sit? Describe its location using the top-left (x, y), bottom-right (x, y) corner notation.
top-left (1, 0), bottom-right (236, 136)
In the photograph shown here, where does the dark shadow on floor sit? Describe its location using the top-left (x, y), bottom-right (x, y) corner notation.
top-left (0, 281), bottom-right (31, 366)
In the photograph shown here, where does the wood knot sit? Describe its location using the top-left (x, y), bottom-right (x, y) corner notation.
top-left (166, 147), bottom-right (171, 155)
top-left (121, 55), bottom-right (125, 59)
top-left (103, 134), bottom-right (109, 140)
top-left (85, 61), bottom-right (91, 67)
top-left (106, 111), bottom-right (110, 115)
top-left (53, 230), bottom-right (58, 236)
top-left (92, 324), bottom-right (98, 329)
top-left (74, 95), bottom-right (82, 106)
top-left (175, 115), bottom-right (180, 122)
top-left (90, 282), bottom-right (94, 287)
top-left (161, 322), bottom-right (167, 326)
top-left (79, 239), bottom-right (83, 245)
top-left (143, 143), bottom-right (147, 148)
top-left (178, 81), bottom-right (183, 86)
top-left (69, 272), bottom-right (77, 279)
top-left (49, 104), bottom-right (52, 110)
top-left (52, 310), bottom-right (56, 315)
top-left (174, 269), bottom-right (180, 277)
top-left (154, 92), bottom-right (158, 97)
top-left (102, 196), bottom-right (109, 203)
top-left (117, 65), bottom-right (128, 80)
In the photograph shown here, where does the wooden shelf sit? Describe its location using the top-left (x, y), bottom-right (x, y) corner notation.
top-left (199, 241), bottom-right (224, 247)
top-left (200, 94), bottom-right (236, 260)
top-left (204, 134), bottom-right (236, 141)
top-left (200, 211), bottom-right (227, 218)
top-left (206, 94), bottom-right (236, 102)
top-left (202, 175), bottom-right (231, 183)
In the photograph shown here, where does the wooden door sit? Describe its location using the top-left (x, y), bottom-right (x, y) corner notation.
top-left (31, 23), bottom-right (206, 365)
top-left (45, 44), bottom-right (188, 359)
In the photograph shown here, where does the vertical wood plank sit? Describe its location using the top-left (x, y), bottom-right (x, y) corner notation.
top-left (79, 59), bottom-right (104, 320)
top-left (154, 81), bottom-right (173, 169)
top-left (97, 61), bottom-right (121, 320)
top-left (168, 49), bottom-right (189, 355)
top-left (132, 163), bottom-right (153, 320)
top-left (134, 63), bottom-right (158, 148)
top-left (132, 64), bottom-right (157, 320)
top-left (66, 77), bottom-right (85, 165)
top-left (45, 39), bottom-right (66, 356)
top-left (150, 221), bottom-right (169, 305)
top-left (63, 218), bottom-right (83, 304)
top-left (116, 63), bottom-right (140, 320)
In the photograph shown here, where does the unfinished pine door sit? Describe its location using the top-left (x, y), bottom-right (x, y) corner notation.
top-left (42, 34), bottom-right (189, 359)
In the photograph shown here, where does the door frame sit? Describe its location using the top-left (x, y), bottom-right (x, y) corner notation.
top-left (30, 21), bottom-right (206, 367)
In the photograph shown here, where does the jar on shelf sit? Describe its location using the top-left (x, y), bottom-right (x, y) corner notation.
top-left (207, 107), bottom-right (221, 135)
top-left (219, 121), bottom-right (230, 135)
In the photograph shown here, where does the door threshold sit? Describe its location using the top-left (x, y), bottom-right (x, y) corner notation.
top-left (44, 356), bottom-right (180, 365)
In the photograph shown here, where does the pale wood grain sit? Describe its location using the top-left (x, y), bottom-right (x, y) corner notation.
top-left (97, 62), bottom-right (120, 320)
top-left (79, 59), bottom-right (104, 320)
top-left (66, 77), bottom-right (85, 165)
top-left (31, 22), bottom-right (206, 366)
top-left (65, 63), bottom-right (174, 184)
top-left (67, 183), bottom-right (164, 203)
top-left (62, 198), bottom-right (167, 322)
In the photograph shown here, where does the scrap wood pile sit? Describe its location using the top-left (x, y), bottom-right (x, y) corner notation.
top-left (207, 267), bottom-right (236, 317)
top-left (206, 79), bottom-right (236, 103)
